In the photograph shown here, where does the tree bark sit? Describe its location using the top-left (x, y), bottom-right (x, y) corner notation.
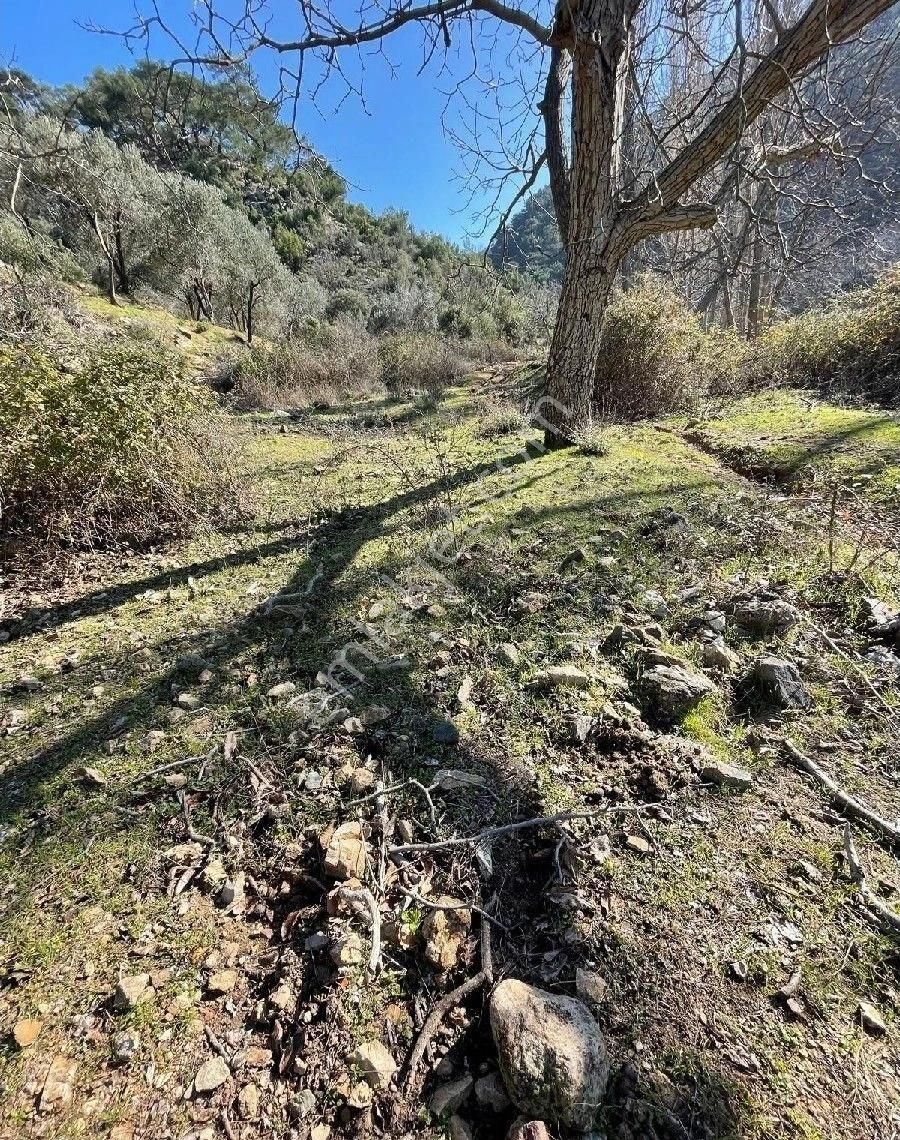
top-left (113, 209), bottom-right (131, 296)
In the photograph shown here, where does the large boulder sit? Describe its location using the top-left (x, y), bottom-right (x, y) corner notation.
top-left (490, 979), bottom-right (609, 1131)
top-left (637, 663), bottom-right (716, 723)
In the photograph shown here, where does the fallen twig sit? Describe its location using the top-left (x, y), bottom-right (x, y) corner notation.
top-left (843, 824), bottom-right (900, 936)
top-left (204, 1024), bottom-right (231, 1062)
top-left (177, 789), bottom-right (216, 847)
top-left (805, 618), bottom-right (900, 730)
top-left (397, 886), bottom-right (511, 933)
top-left (389, 802), bottom-right (651, 855)
top-left (404, 903), bottom-right (495, 1093)
top-left (348, 776), bottom-right (437, 823)
top-left (780, 739), bottom-right (900, 847)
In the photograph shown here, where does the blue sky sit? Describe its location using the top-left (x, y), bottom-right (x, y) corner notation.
top-left (3, 0), bottom-right (547, 242)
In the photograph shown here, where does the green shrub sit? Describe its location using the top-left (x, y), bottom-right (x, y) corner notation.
top-left (745, 269), bottom-right (900, 402)
top-left (230, 323), bottom-right (382, 409)
top-left (0, 340), bottom-right (242, 561)
top-left (594, 276), bottom-right (743, 421)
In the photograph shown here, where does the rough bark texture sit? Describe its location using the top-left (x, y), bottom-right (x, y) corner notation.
top-left (543, 0), bottom-right (899, 443)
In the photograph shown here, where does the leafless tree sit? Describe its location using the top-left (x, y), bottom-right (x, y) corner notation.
top-left (106, 0), bottom-right (899, 442)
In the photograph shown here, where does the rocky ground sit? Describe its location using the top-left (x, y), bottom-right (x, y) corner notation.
top-left (1, 353), bottom-right (899, 1140)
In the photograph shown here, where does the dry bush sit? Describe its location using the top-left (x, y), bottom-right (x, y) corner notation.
top-left (378, 332), bottom-right (469, 396)
top-left (0, 339), bottom-right (244, 564)
top-left (230, 323), bottom-right (383, 409)
top-left (594, 276), bottom-right (743, 421)
top-left (744, 268), bottom-right (900, 404)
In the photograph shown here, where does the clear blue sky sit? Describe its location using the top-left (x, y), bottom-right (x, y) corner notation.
top-left (3, 0), bottom-right (546, 242)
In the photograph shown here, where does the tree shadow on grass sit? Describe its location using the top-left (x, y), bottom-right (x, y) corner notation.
top-left (0, 438), bottom-right (759, 1140)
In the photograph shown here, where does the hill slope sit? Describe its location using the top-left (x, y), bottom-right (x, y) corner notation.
top-left (1, 315), bottom-right (899, 1139)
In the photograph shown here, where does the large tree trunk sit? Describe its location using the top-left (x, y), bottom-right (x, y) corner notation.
top-left (542, 1), bottom-right (629, 447)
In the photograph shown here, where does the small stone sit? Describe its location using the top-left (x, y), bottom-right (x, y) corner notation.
top-left (858, 1001), bottom-right (887, 1034)
top-left (110, 1030), bottom-right (141, 1064)
top-left (432, 719), bottom-right (460, 744)
top-left (702, 639), bottom-right (739, 673)
top-left (568, 713), bottom-right (595, 744)
top-left (343, 716), bottom-right (365, 734)
top-left (638, 663), bottom-right (716, 723)
top-left (176, 692), bottom-right (200, 710)
top-left (194, 1055), bottom-right (231, 1093)
top-left (561, 547), bottom-right (588, 571)
top-left (575, 968), bottom-right (608, 1010)
top-left (597, 556), bottom-right (619, 571)
top-left (746, 655), bottom-right (811, 710)
top-left (206, 969), bottom-right (238, 997)
top-left (39, 1055), bottom-right (78, 1112)
top-left (13, 1019), bottom-right (43, 1047)
top-left (423, 899), bottom-right (472, 970)
top-left (303, 770), bottom-right (324, 791)
top-left (360, 704), bottom-right (390, 725)
top-left (429, 1074), bottom-right (474, 1116)
top-left (535, 665), bottom-right (592, 690)
top-left (311, 1127), bottom-right (331, 1140)
top-left (729, 961), bottom-right (748, 981)
top-left (506, 1122), bottom-right (551, 1140)
top-left (78, 766), bottom-right (107, 787)
top-left (350, 1040), bottom-right (398, 1090)
top-left (330, 931), bottom-right (364, 968)
top-left (163, 772), bottom-right (187, 789)
top-left (449, 1116), bottom-right (475, 1140)
top-left (733, 595), bottom-right (798, 633)
top-left (474, 1072), bottom-right (510, 1112)
top-left (201, 858), bottom-right (227, 892)
top-left (238, 1083), bottom-right (261, 1120)
top-left (347, 1080), bottom-right (374, 1108)
top-left (323, 822), bottom-right (367, 880)
top-left (266, 681), bottom-right (297, 698)
top-left (113, 974), bottom-right (151, 1012)
top-left (350, 768), bottom-right (376, 794)
top-left (270, 982), bottom-right (296, 1013)
top-left (293, 1089), bottom-right (317, 1118)
top-left (219, 872), bottom-right (245, 909)
top-left (624, 834), bottom-right (651, 855)
top-left (700, 761), bottom-right (753, 791)
top-left (498, 643), bottom-right (521, 667)
top-left (794, 859), bottom-right (822, 883)
top-left (397, 819), bottom-right (415, 843)
top-left (643, 589), bottom-right (669, 618)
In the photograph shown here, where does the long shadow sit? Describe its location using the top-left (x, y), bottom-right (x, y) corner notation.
top-left (0, 437), bottom-right (756, 1139)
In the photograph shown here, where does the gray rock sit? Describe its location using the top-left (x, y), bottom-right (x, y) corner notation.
top-left (323, 822), bottom-right (367, 880)
top-left (700, 761), bottom-right (753, 791)
top-left (266, 681), bottom-right (297, 698)
top-left (112, 974), bottom-right (151, 1012)
top-left (534, 665), bottom-right (592, 690)
top-left (865, 645), bottom-right (900, 671)
top-left (733, 595), bottom-right (798, 634)
top-left (638, 664), bottom-right (716, 723)
top-left (194, 1056), bottom-right (231, 1093)
top-left (429, 1075), bottom-right (474, 1116)
top-left (575, 968), bottom-right (608, 1011)
top-left (449, 1116), bottom-right (475, 1140)
top-left (498, 643), bottom-right (521, 667)
top-left (350, 1040), bottom-right (398, 1089)
top-left (490, 979), bottom-right (609, 1130)
top-left (642, 589), bottom-right (670, 619)
top-left (506, 1122), bottom-right (551, 1140)
top-left (747, 655), bottom-right (811, 710)
top-left (110, 1030), bottom-right (140, 1064)
top-left (432, 719), bottom-right (460, 744)
top-left (702, 638), bottom-right (739, 674)
top-left (474, 1073), bottom-right (510, 1112)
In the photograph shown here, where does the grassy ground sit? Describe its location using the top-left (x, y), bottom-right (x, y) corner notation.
top-left (1, 328), bottom-right (899, 1139)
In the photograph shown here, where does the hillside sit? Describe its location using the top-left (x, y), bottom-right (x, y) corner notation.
top-left (1, 293), bottom-right (899, 1140)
